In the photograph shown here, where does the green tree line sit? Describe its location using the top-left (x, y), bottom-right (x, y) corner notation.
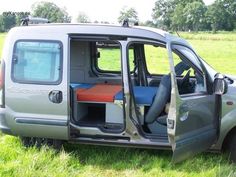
top-left (0, 2), bottom-right (71, 32)
top-left (0, 0), bottom-right (235, 32)
top-left (152, 0), bottom-right (236, 32)
top-left (0, 12), bottom-right (30, 32)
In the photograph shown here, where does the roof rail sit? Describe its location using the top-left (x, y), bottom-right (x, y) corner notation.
top-left (21, 16), bottom-right (50, 26)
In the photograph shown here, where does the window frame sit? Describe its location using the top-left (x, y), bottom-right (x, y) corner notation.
top-left (171, 44), bottom-right (208, 95)
top-left (11, 40), bottom-right (63, 85)
top-left (172, 44), bottom-right (203, 75)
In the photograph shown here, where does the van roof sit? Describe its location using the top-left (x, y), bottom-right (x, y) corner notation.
top-left (8, 23), bottom-right (190, 46)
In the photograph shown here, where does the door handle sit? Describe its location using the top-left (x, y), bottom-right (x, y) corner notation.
top-left (49, 90), bottom-right (63, 104)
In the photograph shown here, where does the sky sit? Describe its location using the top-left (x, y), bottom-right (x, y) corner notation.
top-left (0, 0), bottom-right (215, 23)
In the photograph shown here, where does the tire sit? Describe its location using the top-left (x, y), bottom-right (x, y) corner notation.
top-left (52, 139), bottom-right (64, 150)
top-left (229, 133), bottom-right (236, 163)
top-left (20, 137), bottom-right (36, 147)
top-left (20, 137), bottom-right (63, 150)
top-left (44, 138), bottom-right (63, 150)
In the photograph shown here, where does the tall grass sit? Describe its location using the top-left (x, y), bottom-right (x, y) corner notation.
top-left (0, 134), bottom-right (236, 177)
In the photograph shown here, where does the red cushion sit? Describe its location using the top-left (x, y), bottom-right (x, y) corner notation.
top-left (77, 84), bottom-right (122, 102)
top-left (76, 88), bottom-right (87, 95)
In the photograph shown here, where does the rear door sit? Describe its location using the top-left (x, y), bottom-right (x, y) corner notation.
top-left (6, 39), bottom-right (68, 140)
top-left (166, 40), bottom-right (220, 163)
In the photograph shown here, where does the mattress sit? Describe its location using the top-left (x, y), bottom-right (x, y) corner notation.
top-left (76, 84), bottom-right (122, 102)
top-left (72, 83), bottom-right (157, 105)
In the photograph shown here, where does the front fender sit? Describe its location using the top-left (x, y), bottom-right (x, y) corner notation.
top-left (213, 107), bottom-right (236, 150)
top-left (212, 82), bottom-right (236, 150)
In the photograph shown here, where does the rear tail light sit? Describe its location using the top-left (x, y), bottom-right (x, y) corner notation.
top-left (0, 60), bottom-right (5, 108)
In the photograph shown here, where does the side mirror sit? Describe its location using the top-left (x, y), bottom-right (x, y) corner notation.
top-left (214, 73), bottom-right (228, 95)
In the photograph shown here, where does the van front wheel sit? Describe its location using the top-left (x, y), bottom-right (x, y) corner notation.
top-left (229, 133), bottom-right (236, 163)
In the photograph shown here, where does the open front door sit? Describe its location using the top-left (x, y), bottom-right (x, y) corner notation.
top-left (166, 40), bottom-right (221, 163)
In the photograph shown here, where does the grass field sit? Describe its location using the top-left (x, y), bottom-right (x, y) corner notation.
top-left (0, 32), bottom-right (236, 177)
top-left (176, 31), bottom-right (236, 41)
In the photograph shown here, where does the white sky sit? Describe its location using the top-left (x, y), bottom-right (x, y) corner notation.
top-left (0, 0), bottom-right (215, 23)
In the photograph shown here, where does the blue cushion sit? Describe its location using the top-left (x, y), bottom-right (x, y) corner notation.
top-left (70, 83), bottom-right (94, 89)
top-left (115, 86), bottom-right (158, 105)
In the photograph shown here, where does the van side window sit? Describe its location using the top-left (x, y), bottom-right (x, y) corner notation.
top-left (96, 41), bottom-right (134, 73)
top-left (12, 41), bottom-right (62, 84)
top-left (96, 41), bottom-right (121, 72)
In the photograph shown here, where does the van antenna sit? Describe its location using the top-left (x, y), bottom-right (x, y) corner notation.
top-left (176, 31), bottom-right (180, 37)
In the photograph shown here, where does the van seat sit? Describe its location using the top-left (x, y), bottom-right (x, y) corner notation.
top-left (115, 86), bottom-right (158, 105)
top-left (77, 84), bottom-right (122, 102)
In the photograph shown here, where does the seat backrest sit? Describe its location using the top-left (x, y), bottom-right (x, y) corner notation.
top-left (145, 75), bottom-right (171, 124)
top-left (145, 62), bottom-right (190, 124)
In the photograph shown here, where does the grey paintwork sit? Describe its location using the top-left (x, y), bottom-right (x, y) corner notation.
top-left (1, 28), bottom-right (69, 140)
top-left (0, 24), bottom-right (235, 161)
top-left (166, 37), bottom-right (221, 162)
top-left (213, 82), bottom-right (236, 149)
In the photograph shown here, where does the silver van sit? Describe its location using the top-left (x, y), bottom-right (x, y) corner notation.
top-left (0, 21), bottom-right (235, 163)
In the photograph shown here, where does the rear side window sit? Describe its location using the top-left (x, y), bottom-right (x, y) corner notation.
top-left (96, 41), bottom-right (121, 72)
top-left (12, 41), bottom-right (62, 84)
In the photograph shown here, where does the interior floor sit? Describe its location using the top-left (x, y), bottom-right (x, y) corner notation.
top-left (144, 115), bottom-right (168, 136)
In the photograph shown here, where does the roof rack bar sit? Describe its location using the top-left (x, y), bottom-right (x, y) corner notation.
top-left (122, 18), bottom-right (139, 27)
top-left (21, 16), bottom-right (50, 26)
top-left (122, 19), bottom-right (129, 27)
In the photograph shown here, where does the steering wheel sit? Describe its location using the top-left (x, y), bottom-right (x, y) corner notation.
top-left (180, 70), bottom-right (191, 88)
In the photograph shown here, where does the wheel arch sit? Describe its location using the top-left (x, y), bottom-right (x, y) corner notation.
top-left (213, 108), bottom-right (236, 151)
top-left (222, 126), bottom-right (236, 151)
